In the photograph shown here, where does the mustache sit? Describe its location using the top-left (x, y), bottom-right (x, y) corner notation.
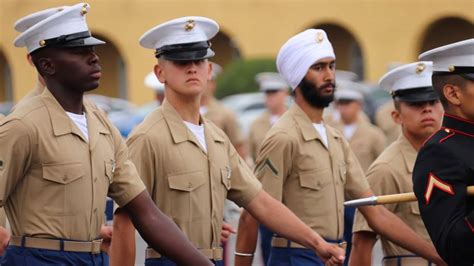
top-left (317, 82), bottom-right (336, 90)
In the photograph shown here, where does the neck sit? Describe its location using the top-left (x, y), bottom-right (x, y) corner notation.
top-left (295, 95), bottom-right (324, 123)
top-left (166, 91), bottom-right (201, 125)
top-left (446, 109), bottom-right (474, 122)
top-left (403, 128), bottom-right (429, 151)
top-left (269, 105), bottom-right (286, 116)
top-left (45, 80), bottom-right (84, 114)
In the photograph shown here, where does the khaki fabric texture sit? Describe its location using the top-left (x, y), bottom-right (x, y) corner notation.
top-left (202, 98), bottom-right (243, 147)
top-left (255, 104), bottom-right (370, 240)
top-left (127, 100), bottom-right (261, 249)
top-left (352, 134), bottom-right (431, 257)
top-left (0, 89), bottom-right (146, 241)
top-left (330, 118), bottom-right (386, 172)
top-left (248, 111), bottom-right (273, 161)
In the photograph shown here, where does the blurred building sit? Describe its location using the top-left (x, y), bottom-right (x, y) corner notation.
top-left (0, 0), bottom-right (472, 104)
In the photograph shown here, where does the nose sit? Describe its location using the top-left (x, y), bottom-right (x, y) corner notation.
top-left (323, 66), bottom-right (335, 82)
top-left (186, 61), bottom-right (198, 73)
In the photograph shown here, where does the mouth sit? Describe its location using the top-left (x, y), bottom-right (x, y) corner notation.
top-left (421, 118), bottom-right (435, 124)
top-left (90, 69), bottom-right (102, 79)
top-left (186, 78), bottom-right (200, 83)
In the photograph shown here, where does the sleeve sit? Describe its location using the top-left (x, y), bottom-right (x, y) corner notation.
top-left (225, 143), bottom-right (262, 208)
top-left (107, 126), bottom-right (146, 207)
top-left (413, 143), bottom-right (474, 264)
top-left (0, 119), bottom-right (33, 206)
top-left (342, 137), bottom-right (371, 200)
top-left (353, 163), bottom-right (400, 233)
top-left (126, 133), bottom-right (156, 196)
top-left (253, 132), bottom-right (296, 202)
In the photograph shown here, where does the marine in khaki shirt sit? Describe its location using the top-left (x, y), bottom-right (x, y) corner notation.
top-left (330, 88), bottom-right (386, 172)
top-left (235, 29), bottom-right (444, 266)
top-left (0, 89), bottom-right (145, 240)
top-left (350, 61), bottom-right (444, 266)
top-left (128, 100), bottom-right (261, 249)
top-left (119, 16), bottom-right (346, 266)
top-left (3, 4), bottom-right (214, 265)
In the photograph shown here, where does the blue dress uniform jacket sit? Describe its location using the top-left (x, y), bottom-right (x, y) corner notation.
top-left (413, 114), bottom-right (474, 265)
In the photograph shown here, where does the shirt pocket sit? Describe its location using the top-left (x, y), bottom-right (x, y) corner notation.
top-left (297, 168), bottom-right (333, 217)
top-left (167, 170), bottom-right (207, 221)
top-left (41, 162), bottom-right (85, 216)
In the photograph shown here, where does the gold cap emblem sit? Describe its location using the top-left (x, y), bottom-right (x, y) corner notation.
top-left (444, 128), bottom-right (451, 133)
top-left (448, 65), bottom-right (455, 72)
top-left (184, 20), bottom-right (195, 31)
top-left (415, 63), bottom-right (425, 74)
top-left (316, 32), bottom-right (324, 43)
top-left (39, 40), bottom-right (46, 47)
top-left (80, 4), bottom-right (88, 16)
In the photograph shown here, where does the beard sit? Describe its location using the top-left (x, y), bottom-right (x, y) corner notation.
top-left (299, 78), bottom-right (336, 108)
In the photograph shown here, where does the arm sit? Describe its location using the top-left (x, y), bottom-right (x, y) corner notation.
top-left (348, 231), bottom-right (376, 266)
top-left (358, 194), bottom-right (445, 265)
top-left (413, 143), bottom-right (474, 264)
top-left (234, 210), bottom-right (259, 266)
top-left (109, 209), bottom-right (136, 266)
top-left (123, 191), bottom-right (212, 266)
top-left (236, 190), bottom-right (345, 266)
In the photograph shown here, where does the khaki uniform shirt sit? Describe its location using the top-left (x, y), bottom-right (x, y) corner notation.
top-left (248, 111), bottom-right (273, 161)
top-left (255, 105), bottom-right (370, 240)
top-left (330, 118), bottom-right (386, 172)
top-left (0, 89), bottom-right (146, 241)
top-left (375, 101), bottom-right (401, 144)
top-left (352, 134), bottom-right (431, 257)
top-left (203, 98), bottom-right (243, 147)
top-left (127, 100), bottom-right (262, 249)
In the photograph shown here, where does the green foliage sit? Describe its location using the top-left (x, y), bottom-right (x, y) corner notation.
top-left (215, 58), bottom-right (277, 98)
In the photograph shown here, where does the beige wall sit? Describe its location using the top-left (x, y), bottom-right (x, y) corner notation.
top-left (1, 0), bottom-right (473, 104)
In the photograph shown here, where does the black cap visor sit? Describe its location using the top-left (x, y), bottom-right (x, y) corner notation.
top-left (392, 87), bottom-right (439, 103)
top-left (41, 31), bottom-right (105, 49)
top-left (155, 41), bottom-right (215, 61)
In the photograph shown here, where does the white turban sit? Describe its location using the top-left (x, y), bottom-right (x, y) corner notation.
top-left (276, 29), bottom-right (335, 90)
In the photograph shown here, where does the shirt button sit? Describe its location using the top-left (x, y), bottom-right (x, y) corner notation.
top-left (93, 208), bottom-right (97, 213)
top-left (94, 177), bottom-right (98, 182)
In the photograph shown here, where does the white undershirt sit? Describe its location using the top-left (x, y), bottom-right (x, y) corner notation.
top-left (66, 111), bottom-right (89, 142)
top-left (313, 122), bottom-right (328, 148)
top-left (342, 123), bottom-right (358, 140)
top-left (184, 121), bottom-right (207, 152)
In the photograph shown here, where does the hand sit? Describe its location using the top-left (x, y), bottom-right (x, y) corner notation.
top-left (221, 222), bottom-right (236, 244)
top-left (431, 254), bottom-right (447, 266)
top-left (100, 225), bottom-right (113, 254)
top-left (314, 241), bottom-right (345, 266)
top-left (0, 226), bottom-right (10, 256)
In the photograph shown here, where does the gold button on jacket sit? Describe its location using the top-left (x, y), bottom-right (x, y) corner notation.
top-left (254, 105), bottom-right (370, 240)
top-left (0, 89), bottom-right (146, 241)
top-left (127, 100), bottom-right (261, 249)
top-left (352, 134), bottom-right (431, 257)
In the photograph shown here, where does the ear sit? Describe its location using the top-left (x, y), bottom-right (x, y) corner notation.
top-left (37, 57), bottom-right (55, 76)
top-left (154, 63), bottom-right (165, 84)
top-left (443, 84), bottom-right (461, 107)
top-left (207, 61), bottom-right (212, 81)
top-left (391, 109), bottom-right (402, 125)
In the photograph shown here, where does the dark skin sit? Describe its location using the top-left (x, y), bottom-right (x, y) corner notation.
top-left (33, 45), bottom-right (211, 266)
